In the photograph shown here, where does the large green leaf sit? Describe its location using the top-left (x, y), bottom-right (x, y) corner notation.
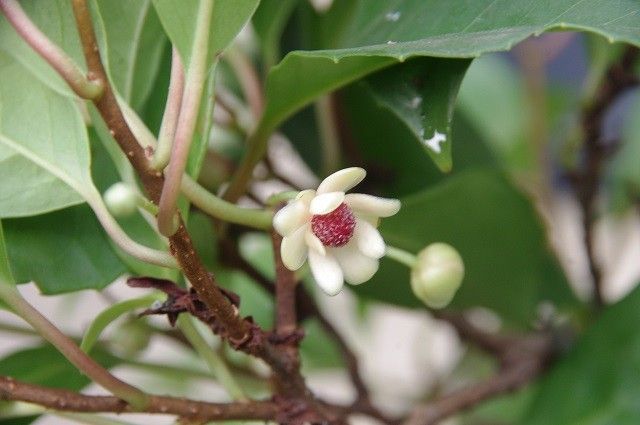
top-left (457, 54), bottom-right (530, 170)
top-left (3, 205), bottom-right (126, 294)
top-left (93, 0), bottom-right (168, 111)
top-left (362, 58), bottom-right (471, 171)
top-left (356, 169), bottom-right (576, 324)
top-left (152, 0), bottom-right (260, 67)
top-left (256, 0), bottom-right (640, 166)
top-left (523, 283), bottom-right (640, 425)
top-left (0, 52), bottom-right (90, 217)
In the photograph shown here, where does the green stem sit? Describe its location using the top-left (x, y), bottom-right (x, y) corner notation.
top-left (177, 315), bottom-right (247, 401)
top-left (86, 190), bottom-right (177, 268)
top-left (117, 98), bottom-right (273, 229)
top-left (385, 245), bottom-right (417, 268)
top-left (315, 95), bottom-right (341, 175)
top-left (152, 47), bottom-right (184, 170)
top-left (223, 123), bottom-right (274, 203)
top-left (157, 0), bottom-right (215, 236)
top-left (181, 175), bottom-right (273, 229)
top-left (0, 0), bottom-right (103, 99)
top-left (0, 282), bottom-right (150, 410)
top-left (80, 295), bottom-right (162, 354)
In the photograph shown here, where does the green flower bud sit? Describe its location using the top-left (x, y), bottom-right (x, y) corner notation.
top-left (104, 183), bottom-right (138, 217)
top-left (410, 243), bottom-right (464, 309)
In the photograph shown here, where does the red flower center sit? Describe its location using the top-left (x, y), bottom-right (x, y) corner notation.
top-left (311, 203), bottom-right (356, 247)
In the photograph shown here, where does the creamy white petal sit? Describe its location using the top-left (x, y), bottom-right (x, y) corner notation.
top-left (309, 191), bottom-right (345, 215)
top-left (273, 200), bottom-right (309, 236)
top-left (345, 194), bottom-right (401, 217)
top-left (332, 241), bottom-right (379, 285)
top-left (305, 229), bottom-right (326, 255)
top-left (309, 250), bottom-right (344, 295)
top-left (317, 167), bottom-right (366, 194)
top-left (354, 219), bottom-right (386, 259)
top-left (296, 189), bottom-right (316, 206)
top-left (280, 225), bottom-right (308, 270)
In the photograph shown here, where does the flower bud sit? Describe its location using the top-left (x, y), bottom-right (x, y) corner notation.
top-left (411, 243), bottom-right (464, 309)
top-left (104, 183), bottom-right (138, 217)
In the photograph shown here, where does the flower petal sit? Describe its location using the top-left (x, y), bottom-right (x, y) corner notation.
top-left (309, 250), bottom-right (344, 295)
top-left (354, 220), bottom-right (386, 259)
top-left (309, 191), bottom-right (345, 215)
top-left (296, 189), bottom-right (316, 206)
top-left (305, 229), bottom-right (326, 255)
top-left (333, 241), bottom-right (379, 285)
top-left (273, 200), bottom-right (309, 236)
top-left (345, 194), bottom-right (401, 217)
top-left (280, 225), bottom-right (308, 270)
top-left (317, 167), bottom-right (366, 194)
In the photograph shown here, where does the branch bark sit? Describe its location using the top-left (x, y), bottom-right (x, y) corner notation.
top-left (572, 46), bottom-right (639, 308)
top-left (0, 376), bottom-right (278, 422)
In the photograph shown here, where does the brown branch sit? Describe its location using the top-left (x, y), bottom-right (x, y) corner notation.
top-left (220, 237), bottom-right (392, 422)
top-left (404, 333), bottom-right (555, 425)
top-left (272, 232), bottom-right (299, 338)
top-left (68, 5), bottom-right (334, 419)
top-left (0, 376), bottom-right (278, 421)
top-left (572, 46), bottom-right (639, 308)
top-left (70, 0), bottom-right (259, 351)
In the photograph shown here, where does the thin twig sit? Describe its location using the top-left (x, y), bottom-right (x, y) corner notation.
top-left (404, 333), bottom-right (555, 425)
top-left (0, 376), bottom-right (279, 421)
top-left (152, 47), bottom-right (185, 170)
top-left (572, 46), bottom-right (639, 308)
top-left (225, 48), bottom-right (264, 119)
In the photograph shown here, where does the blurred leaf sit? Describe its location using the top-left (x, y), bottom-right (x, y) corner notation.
top-left (457, 54), bottom-right (531, 170)
top-left (0, 0), bottom-right (84, 96)
top-left (253, 0), bottom-right (299, 68)
top-left (299, 318), bottom-right (343, 370)
top-left (341, 82), bottom-right (496, 197)
top-left (152, 0), bottom-right (259, 67)
top-left (357, 169), bottom-right (576, 325)
top-left (3, 205), bottom-right (126, 294)
top-left (257, 0), bottom-right (640, 168)
top-left (0, 52), bottom-right (90, 217)
top-left (362, 58), bottom-right (471, 171)
top-left (93, 0), bottom-right (168, 111)
top-left (524, 283), bottom-right (640, 425)
top-left (0, 344), bottom-right (119, 390)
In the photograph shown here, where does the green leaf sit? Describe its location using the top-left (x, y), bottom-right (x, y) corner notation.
top-left (257, 0), bottom-right (640, 166)
top-left (152, 0), bottom-right (260, 67)
top-left (252, 0), bottom-right (299, 68)
top-left (93, 0), bottom-right (168, 111)
top-left (0, 51), bottom-right (91, 217)
top-left (0, 344), bottom-right (118, 391)
top-left (457, 54), bottom-right (530, 170)
top-left (3, 204), bottom-right (126, 294)
top-left (362, 58), bottom-right (471, 172)
top-left (523, 284), bottom-right (640, 425)
top-left (356, 169), bottom-right (576, 325)
top-left (0, 0), bottom-right (84, 97)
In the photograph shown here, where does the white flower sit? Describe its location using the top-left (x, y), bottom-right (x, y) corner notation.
top-left (273, 167), bottom-right (401, 295)
top-left (410, 243), bottom-right (465, 309)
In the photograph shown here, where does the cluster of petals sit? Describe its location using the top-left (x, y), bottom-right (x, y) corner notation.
top-left (273, 167), bottom-right (401, 295)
